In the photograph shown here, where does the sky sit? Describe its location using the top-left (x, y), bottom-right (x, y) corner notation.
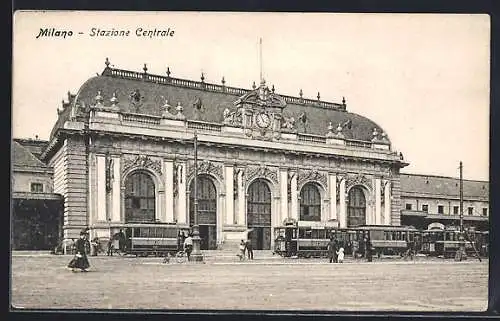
top-left (12, 12), bottom-right (490, 181)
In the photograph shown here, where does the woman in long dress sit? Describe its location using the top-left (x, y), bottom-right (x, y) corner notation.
top-left (68, 230), bottom-right (91, 272)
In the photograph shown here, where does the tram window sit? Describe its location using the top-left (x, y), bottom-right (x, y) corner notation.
top-left (311, 230), bottom-right (319, 239)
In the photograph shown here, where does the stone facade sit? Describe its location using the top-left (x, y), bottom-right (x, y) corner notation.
top-left (40, 62), bottom-right (410, 249)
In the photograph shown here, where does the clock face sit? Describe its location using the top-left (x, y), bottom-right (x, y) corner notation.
top-left (256, 112), bottom-right (271, 128)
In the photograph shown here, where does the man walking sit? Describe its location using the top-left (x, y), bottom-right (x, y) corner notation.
top-left (245, 239), bottom-right (254, 260)
top-left (327, 237), bottom-right (338, 263)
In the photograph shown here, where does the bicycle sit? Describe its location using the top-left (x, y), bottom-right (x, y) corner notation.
top-left (162, 250), bottom-right (188, 264)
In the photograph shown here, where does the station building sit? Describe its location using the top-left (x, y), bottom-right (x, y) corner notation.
top-left (11, 59), bottom-right (490, 250)
top-left (11, 138), bottom-right (63, 250)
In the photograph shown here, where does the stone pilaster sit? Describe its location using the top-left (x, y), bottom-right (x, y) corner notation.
top-left (384, 181), bottom-right (392, 225)
top-left (164, 160), bottom-right (175, 223)
top-left (237, 169), bottom-right (245, 225)
top-left (290, 171), bottom-right (298, 221)
top-left (279, 168), bottom-right (288, 224)
top-left (111, 155), bottom-right (121, 222)
top-left (96, 155), bottom-right (107, 222)
top-left (329, 174), bottom-right (337, 221)
top-left (339, 178), bottom-right (347, 228)
top-left (176, 162), bottom-right (187, 224)
top-left (375, 178), bottom-right (382, 225)
top-left (225, 165), bottom-right (234, 225)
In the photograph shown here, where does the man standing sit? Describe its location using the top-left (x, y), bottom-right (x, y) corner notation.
top-left (245, 239), bottom-right (254, 260)
top-left (365, 236), bottom-right (373, 262)
top-left (184, 233), bottom-right (193, 261)
top-left (327, 237), bottom-right (337, 263)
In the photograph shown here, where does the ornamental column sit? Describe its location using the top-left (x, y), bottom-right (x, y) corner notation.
top-left (329, 173), bottom-right (337, 221)
top-left (225, 165), bottom-right (234, 225)
top-left (237, 169), bottom-right (245, 225)
top-left (290, 171), bottom-right (298, 221)
top-left (339, 178), bottom-right (347, 228)
top-left (384, 181), bottom-right (392, 225)
top-left (375, 178), bottom-right (382, 225)
top-left (279, 168), bottom-right (288, 224)
top-left (111, 155), bottom-right (121, 222)
top-left (96, 155), bottom-right (107, 222)
top-left (164, 159), bottom-right (175, 223)
top-left (177, 162), bottom-right (187, 224)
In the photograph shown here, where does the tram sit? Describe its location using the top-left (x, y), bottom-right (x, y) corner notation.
top-left (273, 221), bottom-right (419, 258)
top-left (419, 224), bottom-right (488, 258)
top-left (123, 224), bottom-right (191, 257)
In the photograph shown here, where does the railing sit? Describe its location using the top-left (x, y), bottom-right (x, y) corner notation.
top-left (297, 133), bottom-right (327, 144)
top-left (121, 113), bottom-right (161, 125)
top-left (345, 139), bottom-right (372, 149)
top-left (187, 120), bottom-right (222, 132)
top-left (104, 67), bottom-right (344, 110)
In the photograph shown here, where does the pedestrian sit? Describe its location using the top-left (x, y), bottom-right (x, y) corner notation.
top-left (327, 237), bottom-right (337, 263)
top-left (184, 233), bottom-right (193, 261)
top-left (352, 239), bottom-right (359, 259)
top-left (107, 237), bottom-right (114, 256)
top-left (245, 239), bottom-right (254, 260)
top-left (238, 240), bottom-right (246, 260)
top-left (337, 247), bottom-right (345, 263)
top-left (177, 230), bottom-right (184, 252)
top-left (365, 236), bottom-right (373, 262)
top-left (67, 230), bottom-right (91, 272)
top-left (91, 237), bottom-right (99, 256)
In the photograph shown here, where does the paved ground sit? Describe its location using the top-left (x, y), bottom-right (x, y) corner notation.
top-left (11, 254), bottom-right (488, 311)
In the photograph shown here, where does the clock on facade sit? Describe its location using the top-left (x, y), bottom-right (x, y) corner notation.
top-left (255, 112), bottom-right (271, 128)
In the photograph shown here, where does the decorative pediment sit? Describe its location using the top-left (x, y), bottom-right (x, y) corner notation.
top-left (223, 107), bottom-right (243, 126)
top-left (234, 80), bottom-right (286, 109)
top-left (246, 165), bottom-right (278, 185)
top-left (123, 154), bottom-right (162, 177)
top-left (346, 174), bottom-right (373, 192)
top-left (297, 169), bottom-right (327, 189)
top-left (187, 160), bottom-right (223, 182)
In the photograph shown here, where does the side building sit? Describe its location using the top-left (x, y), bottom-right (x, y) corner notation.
top-left (400, 173), bottom-right (489, 231)
top-left (11, 138), bottom-right (64, 250)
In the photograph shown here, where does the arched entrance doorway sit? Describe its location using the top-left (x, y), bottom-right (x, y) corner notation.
top-left (299, 183), bottom-right (321, 221)
top-left (247, 179), bottom-right (272, 250)
top-left (189, 175), bottom-right (217, 250)
top-left (125, 171), bottom-right (156, 223)
top-left (347, 186), bottom-right (366, 227)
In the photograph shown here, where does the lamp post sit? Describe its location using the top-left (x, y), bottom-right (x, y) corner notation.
top-left (456, 161), bottom-right (466, 261)
top-left (190, 132), bottom-right (204, 262)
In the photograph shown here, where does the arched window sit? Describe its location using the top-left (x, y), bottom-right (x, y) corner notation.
top-left (189, 175), bottom-right (217, 226)
top-left (189, 175), bottom-right (217, 250)
top-left (247, 179), bottom-right (272, 227)
top-left (347, 186), bottom-right (366, 227)
top-left (125, 171), bottom-right (155, 223)
top-left (300, 183), bottom-right (321, 221)
top-left (247, 179), bottom-right (272, 250)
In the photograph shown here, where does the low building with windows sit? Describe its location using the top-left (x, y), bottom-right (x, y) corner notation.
top-left (38, 60), bottom-right (409, 250)
top-left (400, 173), bottom-right (489, 231)
top-left (11, 138), bottom-right (63, 250)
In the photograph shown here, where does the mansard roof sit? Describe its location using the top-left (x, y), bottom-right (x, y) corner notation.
top-left (13, 138), bottom-right (49, 159)
top-left (51, 65), bottom-right (389, 143)
top-left (12, 140), bottom-right (48, 169)
top-left (400, 173), bottom-right (489, 200)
